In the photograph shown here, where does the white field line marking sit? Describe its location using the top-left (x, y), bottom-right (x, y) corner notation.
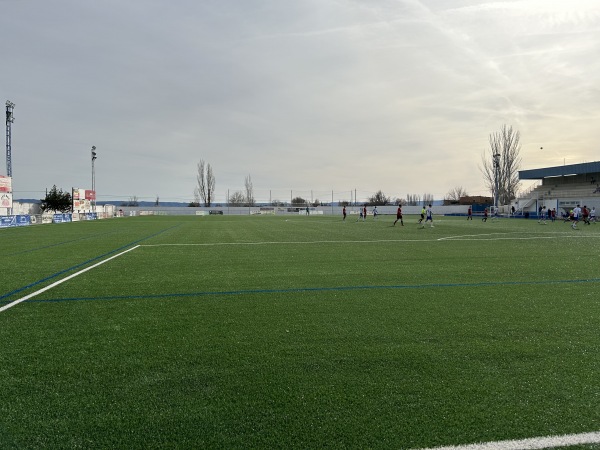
top-left (141, 233), bottom-right (598, 247)
top-left (438, 235), bottom-right (599, 242)
top-left (140, 239), bottom-right (435, 247)
top-left (437, 233), bottom-right (512, 241)
top-left (0, 245), bottom-right (140, 314)
top-left (415, 430), bottom-right (600, 450)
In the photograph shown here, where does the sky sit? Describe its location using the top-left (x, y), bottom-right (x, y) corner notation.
top-left (2, 0), bottom-right (599, 204)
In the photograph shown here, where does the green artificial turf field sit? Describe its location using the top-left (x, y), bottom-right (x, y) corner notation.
top-left (1, 214), bottom-right (599, 448)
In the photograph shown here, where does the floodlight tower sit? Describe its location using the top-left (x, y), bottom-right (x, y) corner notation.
top-left (5, 101), bottom-right (15, 177)
top-left (493, 152), bottom-right (501, 209)
top-left (91, 146), bottom-right (97, 212)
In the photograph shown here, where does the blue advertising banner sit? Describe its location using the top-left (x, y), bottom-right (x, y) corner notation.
top-left (16, 215), bottom-right (31, 226)
top-left (0, 215), bottom-right (31, 228)
top-left (0, 216), bottom-right (16, 227)
top-left (53, 213), bottom-right (72, 223)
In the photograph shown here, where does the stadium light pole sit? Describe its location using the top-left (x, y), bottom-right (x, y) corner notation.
top-left (5, 101), bottom-right (15, 216)
top-left (493, 152), bottom-right (500, 209)
top-left (91, 146), bottom-right (97, 213)
top-left (5, 101), bottom-right (15, 178)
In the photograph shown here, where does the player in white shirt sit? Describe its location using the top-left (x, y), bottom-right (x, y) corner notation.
top-left (572, 205), bottom-right (581, 229)
top-left (425, 204), bottom-right (434, 228)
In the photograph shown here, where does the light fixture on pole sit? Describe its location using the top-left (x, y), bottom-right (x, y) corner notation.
top-left (91, 146), bottom-right (97, 213)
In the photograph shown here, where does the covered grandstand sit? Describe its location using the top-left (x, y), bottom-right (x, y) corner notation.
top-left (515, 161), bottom-right (600, 216)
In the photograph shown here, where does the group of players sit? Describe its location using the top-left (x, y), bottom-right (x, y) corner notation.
top-left (341, 204), bottom-right (434, 228)
top-left (534, 204), bottom-right (596, 228)
top-left (562, 205), bottom-right (596, 228)
top-left (340, 203), bottom-right (596, 229)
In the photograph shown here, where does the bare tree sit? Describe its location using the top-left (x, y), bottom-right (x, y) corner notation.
top-left (480, 125), bottom-right (521, 205)
top-left (122, 196), bottom-right (139, 207)
top-left (446, 186), bottom-right (468, 202)
top-left (228, 191), bottom-right (245, 206)
top-left (195, 160), bottom-right (216, 207)
top-left (244, 175), bottom-right (255, 206)
top-left (422, 193), bottom-right (434, 205)
top-left (406, 194), bottom-right (421, 206)
top-left (291, 196), bottom-right (307, 206)
top-left (206, 164), bottom-right (215, 206)
top-left (367, 190), bottom-right (390, 205)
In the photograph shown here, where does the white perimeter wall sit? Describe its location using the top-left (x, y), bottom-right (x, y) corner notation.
top-left (118, 205), bottom-right (470, 216)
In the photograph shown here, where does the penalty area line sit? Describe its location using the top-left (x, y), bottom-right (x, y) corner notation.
top-left (415, 430), bottom-right (600, 450)
top-left (0, 245), bottom-right (140, 314)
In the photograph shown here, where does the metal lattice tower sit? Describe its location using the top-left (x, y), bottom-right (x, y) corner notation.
top-left (6, 101), bottom-right (15, 177)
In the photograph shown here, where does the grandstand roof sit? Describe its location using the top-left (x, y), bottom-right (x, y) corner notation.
top-left (519, 161), bottom-right (600, 180)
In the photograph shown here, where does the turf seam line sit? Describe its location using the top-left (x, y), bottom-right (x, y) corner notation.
top-left (20, 276), bottom-right (600, 304)
top-left (0, 246), bottom-right (141, 313)
top-left (4, 230), bottom-right (118, 257)
top-left (414, 430), bottom-right (600, 450)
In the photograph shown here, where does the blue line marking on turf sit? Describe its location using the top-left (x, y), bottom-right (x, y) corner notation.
top-left (18, 277), bottom-right (600, 305)
top-left (4, 231), bottom-right (119, 257)
top-left (0, 224), bottom-right (182, 303)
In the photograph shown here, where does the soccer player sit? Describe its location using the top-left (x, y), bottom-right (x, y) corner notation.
top-left (538, 206), bottom-right (547, 224)
top-left (582, 205), bottom-right (590, 225)
top-left (467, 206), bottom-right (472, 220)
top-left (393, 205), bottom-right (403, 226)
top-left (373, 206), bottom-right (378, 220)
top-left (425, 204), bottom-right (434, 227)
top-left (590, 207), bottom-right (596, 223)
top-left (572, 204), bottom-right (581, 229)
top-left (482, 208), bottom-right (488, 222)
top-left (342, 206), bottom-right (347, 221)
top-left (418, 206), bottom-right (425, 224)
top-left (363, 205), bottom-right (367, 221)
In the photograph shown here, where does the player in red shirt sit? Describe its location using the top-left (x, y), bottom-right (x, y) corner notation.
top-left (393, 205), bottom-right (403, 226)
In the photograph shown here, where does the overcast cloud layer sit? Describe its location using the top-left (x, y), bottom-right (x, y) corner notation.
top-left (2, 0), bottom-right (599, 204)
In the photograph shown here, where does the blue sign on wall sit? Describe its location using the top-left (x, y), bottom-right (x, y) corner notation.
top-left (0, 216), bottom-right (16, 227)
top-left (53, 213), bottom-right (72, 223)
top-left (0, 215), bottom-right (31, 228)
top-left (16, 215), bottom-right (31, 226)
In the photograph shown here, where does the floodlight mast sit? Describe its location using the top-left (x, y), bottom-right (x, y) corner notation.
top-left (91, 146), bottom-right (97, 212)
top-left (5, 101), bottom-right (15, 178)
top-left (493, 152), bottom-right (501, 209)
